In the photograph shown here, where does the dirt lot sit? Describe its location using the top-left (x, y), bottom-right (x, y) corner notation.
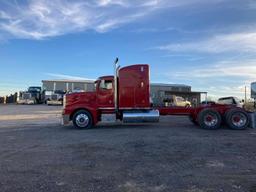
top-left (0, 104), bottom-right (62, 128)
top-left (0, 104), bottom-right (256, 192)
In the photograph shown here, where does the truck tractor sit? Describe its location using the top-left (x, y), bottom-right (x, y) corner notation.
top-left (44, 90), bottom-right (66, 105)
top-left (17, 86), bottom-right (43, 104)
top-left (62, 59), bottom-right (250, 130)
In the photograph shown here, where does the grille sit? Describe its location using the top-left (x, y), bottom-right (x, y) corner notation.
top-left (51, 94), bottom-right (58, 101)
top-left (23, 93), bottom-right (31, 100)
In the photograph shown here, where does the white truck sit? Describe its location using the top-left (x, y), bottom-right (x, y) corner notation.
top-left (163, 95), bottom-right (191, 107)
top-left (44, 90), bottom-right (66, 105)
top-left (17, 86), bottom-right (43, 104)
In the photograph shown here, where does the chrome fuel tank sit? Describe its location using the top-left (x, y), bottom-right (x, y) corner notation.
top-left (122, 110), bottom-right (159, 123)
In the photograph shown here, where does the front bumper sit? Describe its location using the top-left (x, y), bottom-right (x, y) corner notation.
top-left (61, 114), bottom-right (70, 125)
top-left (47, 100), bottom-right (62, 105)
top-left (17, 99), bottom-right (35, 104)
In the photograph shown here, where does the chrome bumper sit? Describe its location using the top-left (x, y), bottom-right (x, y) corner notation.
top-left (17, 99), bottom-right (35, 104)
top-left (47, 100), bottom-right (62, 105)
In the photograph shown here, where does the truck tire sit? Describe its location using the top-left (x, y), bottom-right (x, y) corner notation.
top-left (198, 109), bottom-right (221, 130)
top-left (225, 108), bottom-right (249, 130)
top-left (72, 110), bottom-right (93, 129)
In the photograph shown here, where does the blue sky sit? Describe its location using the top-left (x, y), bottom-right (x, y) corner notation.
top-left (0, 0), bottom-right (256, 99)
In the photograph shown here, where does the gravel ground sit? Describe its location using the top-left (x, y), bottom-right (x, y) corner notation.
top-left (0, 104), bottom-right (62, 128)
top-left (0, 104), bottom-right (256, 192)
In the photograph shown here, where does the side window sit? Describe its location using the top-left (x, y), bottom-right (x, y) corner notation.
top-left (218, 98), bottom-right (233, 104)
top-left (100, 80), bottom-right (113, 90)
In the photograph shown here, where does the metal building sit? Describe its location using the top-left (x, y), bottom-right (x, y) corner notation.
top-left (251, 82), bottom-right (256, 99)
top-left (150, 83), bottom-right (206, 107)
top-left (42, 79), bottom-right (95, 92)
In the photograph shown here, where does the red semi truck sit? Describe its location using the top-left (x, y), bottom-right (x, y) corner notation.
top-left (62, 59), bottom-right (249, 130)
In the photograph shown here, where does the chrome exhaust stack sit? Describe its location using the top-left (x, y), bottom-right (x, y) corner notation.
top-left (114, 58), bottom-right (120, 112)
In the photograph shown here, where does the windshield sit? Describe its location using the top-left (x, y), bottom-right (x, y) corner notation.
top-left (54, 90), bottom-right (65, 94)
top-left (218, 97), bottom-right (235, 105)
top-left (176, 97), bottom-right (185, 102)
top-left (28, 87), bottom-right (41, 92)
top-left (234, 97), bottom-right (241, 104)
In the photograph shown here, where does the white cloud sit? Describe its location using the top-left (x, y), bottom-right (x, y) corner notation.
top-left (44, 73), bottom-right (95, 81)
top-left (158, 32), bottom-right (256, 53)
top-left (161, 59), bottom-right (256, 99)
top-left (248, 1), bottom-right (256, 9)
top-left (0, 0), bottom-right (226, 40)
top-left (97, 0), bottom-right (128, 7)
top-left (0, 10), bottom-right (11, 19)
top-left (201, 85), bottom-right (249, 100)
top-left (172, 60), bottom-right (256, 79)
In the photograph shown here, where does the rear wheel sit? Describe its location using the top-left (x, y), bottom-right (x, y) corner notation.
top-left (198, 109), bottom-right (222, 130)
top-left (225, 108), bottom-right (249, 130)
top-left (72, 110), bottom-right (93, 129)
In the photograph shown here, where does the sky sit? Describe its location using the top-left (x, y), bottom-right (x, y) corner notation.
top-left (0, 0), bottom-right (256, 100)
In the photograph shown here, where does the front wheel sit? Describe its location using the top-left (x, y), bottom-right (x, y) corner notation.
top-left (72, 110), bottom-right (93, 129)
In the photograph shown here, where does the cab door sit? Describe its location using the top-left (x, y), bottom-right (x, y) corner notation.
top-left (97, 79), bottom-right (114, 108)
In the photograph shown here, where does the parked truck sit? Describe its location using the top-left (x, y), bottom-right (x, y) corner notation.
top-left (163, 95), bottom-right (191, 107)
top-left (62, 59), bottom-right (250, 130)
top-left (17, 86), bottom-right (43, 104)
top-left (44, 90), bottom-right (66, 105)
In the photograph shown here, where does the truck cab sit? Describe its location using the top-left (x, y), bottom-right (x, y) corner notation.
top-left (62, 64), bottom-right (159, 128)
top-left (17, 86), bottom-right (42, 104)
top-left (45, 90), bottom-right (66, 105)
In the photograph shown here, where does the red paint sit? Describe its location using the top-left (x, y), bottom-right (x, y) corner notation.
top-left (118, 65), bottom-right (150, 109)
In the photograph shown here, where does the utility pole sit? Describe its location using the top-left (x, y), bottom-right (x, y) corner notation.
top-left (245, 86), bottom-right (247, 103)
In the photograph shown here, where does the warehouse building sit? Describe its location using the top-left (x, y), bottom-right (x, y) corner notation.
top-left (150, 83), bottom-right (206, 107)
top-left (251, 82), bottom-right (256, 99)
top-left (42, 79), bottom-right (95, 93)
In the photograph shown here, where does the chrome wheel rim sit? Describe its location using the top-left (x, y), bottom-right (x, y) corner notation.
top-left (204, 113), bottom-right (218, 127)
top-left (76, 114), bottom-right (89, 127)
top-left (231, 112), bottom-right (247, 127)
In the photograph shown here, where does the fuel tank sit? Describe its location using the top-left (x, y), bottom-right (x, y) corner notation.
top-left (122, 110), bottom-right (159, 123)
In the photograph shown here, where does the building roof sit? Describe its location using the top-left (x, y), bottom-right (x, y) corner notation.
top-left (42, 79), bottom-right (95, 83)
top-left (151, 83), bottom-right (191, 88)
top-left (163, 90), bottom-right (207, 94)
